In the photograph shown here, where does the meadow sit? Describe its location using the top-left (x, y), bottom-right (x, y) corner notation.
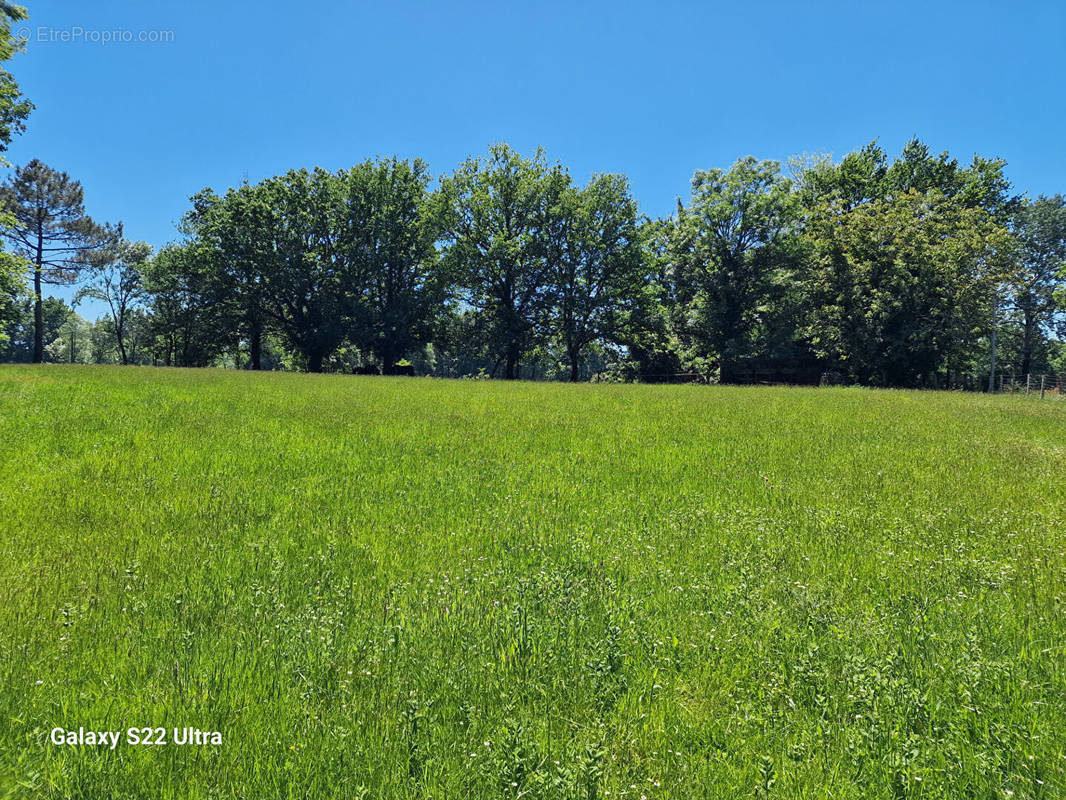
top-left (0, 365), bottom-right (1063, 799)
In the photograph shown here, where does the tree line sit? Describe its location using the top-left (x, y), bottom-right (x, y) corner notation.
top-left (0, 4), bottom-right (1064, 386)
top-left (3, 141), bottom-right (1065, 386)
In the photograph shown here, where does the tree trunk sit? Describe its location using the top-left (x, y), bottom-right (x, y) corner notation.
top-left (32, 271), bottom-right (43, 364)
top-left (718, 357), bottom-right (733, 385)
top-left (248, 318), bottom-right (262, 370)
top-left (308, 350), bottom-right (324, 373)
top-left (117, 322), bottom-right (128, 365)
top-left (1020, 309), bottom-right (1034, 378)
top-left (569, 351), bottom-right (580, 382)
top-left (32, 230), bottom-right (44, 364)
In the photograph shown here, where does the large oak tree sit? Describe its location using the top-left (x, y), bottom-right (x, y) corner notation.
top-left (439, 144), bottom-right (565, 379)
top-left (668, 157), bottom-right (797, 383)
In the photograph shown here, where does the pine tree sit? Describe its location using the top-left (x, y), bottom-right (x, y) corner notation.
top-left (0, 160), bottom-right (119, 362)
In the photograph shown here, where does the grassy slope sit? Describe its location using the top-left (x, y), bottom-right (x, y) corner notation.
top-left (0, 365), bottom-right (1063, 799)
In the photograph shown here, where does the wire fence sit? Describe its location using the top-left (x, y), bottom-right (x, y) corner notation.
top-left (824, 371), bottom-right (1065, 397)
top-left (634, 370), bottom-right (1066, 397)
top-left (626, 369), bottom-right (1061, 396)
top-left (985, 372), bottom-right (1064, 398)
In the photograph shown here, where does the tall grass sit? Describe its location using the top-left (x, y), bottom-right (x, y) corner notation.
top-left (0, 365), bottom-right (1063, 799)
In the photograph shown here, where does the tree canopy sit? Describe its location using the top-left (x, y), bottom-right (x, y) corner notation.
top-left (3, 140), bottom-right (1064, 387)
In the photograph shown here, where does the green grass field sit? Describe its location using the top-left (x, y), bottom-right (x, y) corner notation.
top-left (1, 366), bottom-right (1064, 799)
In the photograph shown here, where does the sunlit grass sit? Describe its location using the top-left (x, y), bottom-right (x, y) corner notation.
top-left (0, 365), bottom-right (1063, 799)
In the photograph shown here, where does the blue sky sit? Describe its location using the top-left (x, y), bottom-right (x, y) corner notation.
top-left (7, 0), bottom-right (1066, 317)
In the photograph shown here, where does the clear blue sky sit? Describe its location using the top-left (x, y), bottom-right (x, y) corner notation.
top-left (7, 0), bottom-right (1066, 315)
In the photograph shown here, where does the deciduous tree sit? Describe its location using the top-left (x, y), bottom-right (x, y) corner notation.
top-left (0, 2), bottom-right (32, 152)
top-left (77, 240), bottom-right (151, 365)
top-left (141, 243), bottom-right (230, 367)
top-left (439, 144), bottom-right (564, 379)
top-left (546, 173), bottom-right (646, 381)
top-left (183, 185), bottom-right (272, 368)
top-left (802, 190), bottom-right (1011, 386)
top-left (1007, 195), bottom-right (1066, 375)
top-left (337, 158), bottom-right (444, 373)
top-left (668, 157), bottom-right (796, 382)
top-left (254, 169), bottom-right (358, 372)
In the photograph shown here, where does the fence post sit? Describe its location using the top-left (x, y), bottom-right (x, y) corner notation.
top-left (1040, 375), bottom-right (1046, 400)
top-left (1026, 374), bottom-right (1031, 395)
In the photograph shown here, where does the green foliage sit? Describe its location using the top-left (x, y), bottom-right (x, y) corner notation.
top-left (140, 243), bottom-right (234, 367)
top-left (77, 240), bottom-right (151, 365)
top-left (0, 159), bottom-right (119, 285)
top-left (0, 293), bottom-right (71, 361)
top-left (802, 190), bottom-right (1011, 385)
top-left (667, 157), bottom-right (798, 381)
top-left (0, 159), bottom-right (119, 362)
top-left (53, 138), bottom-right (1064, 387)
top-left (40, 312), bottom-right (143, 366)
top-left (793, 139), bottom-right (1019, 220)
top-left (792, 141), bottom-right (888, 210)
top-left (183, 159), bottom-right (446, 373)
top-left (1005, 195), bottom-right (1066, 375)
top-left (0, 245), bottom-right (25, 346)
top-left (338, 157), bottom-right (443, 373)
top-left (182, 182), bottom-right (276, 368)
top-left (779, 140), bottom-right (1040, 387)
top-left (0, 367), bottom-right (1064, 797)
top-left (241, 168), bottom-right (354, 372)
top-left (42, 309), bottom-right (89, 363)
top-left (0, 1), bottom-right (31, 153)
top-left (547, 172), bottom-right (648, 381)
top-left (438, 144), bottom-right (566, 379)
